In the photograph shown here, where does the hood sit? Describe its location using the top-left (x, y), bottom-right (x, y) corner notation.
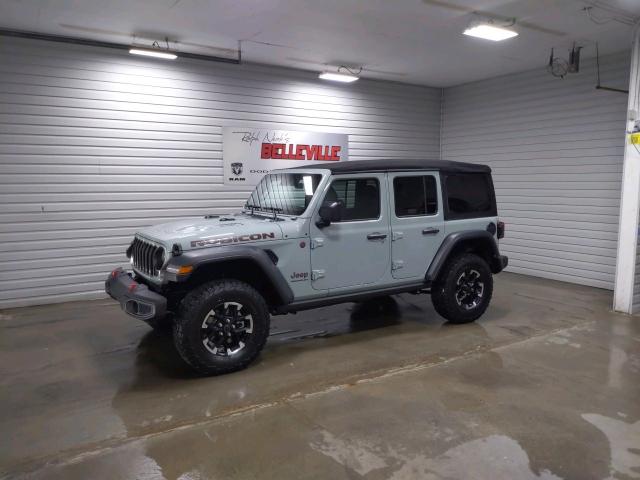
top-left (137, 214), bottom-right (284, 251)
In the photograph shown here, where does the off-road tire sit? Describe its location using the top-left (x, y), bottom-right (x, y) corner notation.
top-left (431, 253), bottom-right (493, 324)
top-left (173, 280), bottom-right (270, 375)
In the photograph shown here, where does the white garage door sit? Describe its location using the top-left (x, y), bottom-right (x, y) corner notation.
top-left (442, 52), bottom-right (629, 290)
top-left (0, 36), bottom-right (442, 308)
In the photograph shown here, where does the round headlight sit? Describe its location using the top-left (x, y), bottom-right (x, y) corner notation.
top-left (153, 248), bottom-right (165, 271)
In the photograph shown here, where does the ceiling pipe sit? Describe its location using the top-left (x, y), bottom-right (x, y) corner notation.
top-left (0, 28), bottom-right (240, 64)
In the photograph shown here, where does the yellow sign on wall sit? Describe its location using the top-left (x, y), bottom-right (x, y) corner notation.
top-left (630, 132), bottom-right (640, 144)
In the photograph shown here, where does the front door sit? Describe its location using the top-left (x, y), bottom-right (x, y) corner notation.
top-left (388, 172), bottom-right (444, 279)
top-left (309, 173), bottom-right (390, 291)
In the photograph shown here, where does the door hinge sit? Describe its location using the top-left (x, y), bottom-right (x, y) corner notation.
top-left (310, 238), bottom-right (324, 249)
top-left (392, 260), bottom-right (404, 271)
top-left (392, 231), bottom-right (404, 241)
top-left (311, 269), bottom-right (325, 281)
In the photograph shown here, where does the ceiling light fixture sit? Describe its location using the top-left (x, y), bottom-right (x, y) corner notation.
top-left (129, 48), bottom-right (177, 60)
top-left (319, 66), bottom-right (361, 83)
top-left (319, 71), bottom-right (359, 82)
top-left (463, 18), bottom-right (518, 42)
top-left (129, 38), bottom-right (177, 60)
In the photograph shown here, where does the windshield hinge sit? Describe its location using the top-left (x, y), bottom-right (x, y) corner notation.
top-left (310, 238), bottom-right (324, 249)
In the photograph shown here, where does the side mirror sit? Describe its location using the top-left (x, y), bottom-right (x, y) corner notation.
top-left (316, 201), bottom-right (343, 228)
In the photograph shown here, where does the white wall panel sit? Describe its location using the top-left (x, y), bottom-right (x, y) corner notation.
top-left (0, 36), bottom-right (441, 308)
top-left (442, 52), bottom-right (629, 290)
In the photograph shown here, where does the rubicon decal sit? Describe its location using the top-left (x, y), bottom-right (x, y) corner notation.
top-left (191, 232), bottom-right (276, 248)
top-left (261, 143), bottom-right (341, 161)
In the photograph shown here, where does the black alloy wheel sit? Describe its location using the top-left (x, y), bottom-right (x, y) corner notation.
top-left (201, 301), bottom-right (254, 356)
top-left (454, 269), bottom-right (485, 310)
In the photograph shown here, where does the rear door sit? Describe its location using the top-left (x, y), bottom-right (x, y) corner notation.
top-left (388, 172), bottom-right (444, 279)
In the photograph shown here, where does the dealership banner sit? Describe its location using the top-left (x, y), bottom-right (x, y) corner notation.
top-left (223, 127), bottom-right (348, 185)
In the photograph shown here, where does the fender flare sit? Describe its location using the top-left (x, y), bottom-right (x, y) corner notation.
top-left (425, 230), bottom-right (506, 283)
top-left (165, 246), bottom-right (294, 305)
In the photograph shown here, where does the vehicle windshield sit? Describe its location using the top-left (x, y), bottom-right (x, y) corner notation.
top-left (244, 173), bottom-right (323, 216)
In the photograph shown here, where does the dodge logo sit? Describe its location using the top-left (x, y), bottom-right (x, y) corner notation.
top-left (231, 162), bottom-right (243, 176)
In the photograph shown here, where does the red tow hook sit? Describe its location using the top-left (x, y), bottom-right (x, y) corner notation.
top-left (128, 282), bottom-right (138, 293)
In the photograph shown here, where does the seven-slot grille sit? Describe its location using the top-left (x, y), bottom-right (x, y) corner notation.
top-left (131, 237), bottom-right (165, 277)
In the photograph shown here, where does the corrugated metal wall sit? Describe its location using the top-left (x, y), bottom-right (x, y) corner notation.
top-left (442, 52), bottom-right (629, 290)
top-left (0, 36), bottom-right (442, 308)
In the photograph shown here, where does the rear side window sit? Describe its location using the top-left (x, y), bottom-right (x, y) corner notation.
top-left (444, 173), bottom-right (496, 219)
top-left (393, 176), bottom-right (438, 217)
top-left (325, 178), bottom-right (380, 221)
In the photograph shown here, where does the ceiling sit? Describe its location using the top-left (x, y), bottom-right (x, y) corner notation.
top-left (1, 0), bottom-right (639, 87)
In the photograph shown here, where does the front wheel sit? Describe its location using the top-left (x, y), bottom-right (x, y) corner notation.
top-left (431, 253), bottom-right (493, 324)
top-left (173, 280), bottom-right (270, 375)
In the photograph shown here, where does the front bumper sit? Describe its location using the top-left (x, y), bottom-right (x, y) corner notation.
top-left (105, 268), bottom-right (167, 321)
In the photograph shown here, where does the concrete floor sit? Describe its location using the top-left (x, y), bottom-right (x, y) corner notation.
top-left (0, 273), bottom-right (639, 480)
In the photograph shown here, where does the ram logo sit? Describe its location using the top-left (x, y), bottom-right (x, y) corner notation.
top-left (231, 162), bottom-right (243, 176)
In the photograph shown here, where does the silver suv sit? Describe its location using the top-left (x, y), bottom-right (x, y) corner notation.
top-left (106, 159), bottom-right (508, 375)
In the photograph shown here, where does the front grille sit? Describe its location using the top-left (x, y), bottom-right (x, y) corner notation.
top-left (131, 237), bottom-right (164, 277)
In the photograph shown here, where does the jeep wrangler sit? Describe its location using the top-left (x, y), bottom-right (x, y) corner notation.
top-left (106, 159), bottom-right (508, 375)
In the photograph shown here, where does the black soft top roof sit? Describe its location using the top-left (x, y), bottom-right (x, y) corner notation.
top-left (292, 159), bottom-right (490, 174)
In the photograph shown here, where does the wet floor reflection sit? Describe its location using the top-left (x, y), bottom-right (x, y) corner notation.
top-left (133, 295), bottom-right (423, 379)
top-left (4, 273), bottom-right (639, 480)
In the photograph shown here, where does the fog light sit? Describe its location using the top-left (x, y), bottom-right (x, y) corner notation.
top-left (124, 300), bottom-right (154, 318)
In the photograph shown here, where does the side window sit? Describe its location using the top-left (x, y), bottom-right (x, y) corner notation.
top-left (445, 173), bottom-right (496, 218)
top-left (325, 178), bottom-right (380, 221)
top-left (393, 176), bottom-right (438, 217)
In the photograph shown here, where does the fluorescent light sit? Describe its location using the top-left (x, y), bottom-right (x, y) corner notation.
top-left (463, 24), bottom-right (518, 41)
top-left (129, 48), bottom-right (177, 60)
top-left (319, 71), bottom-right (359, 83)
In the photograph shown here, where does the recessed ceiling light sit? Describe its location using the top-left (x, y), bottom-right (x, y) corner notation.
top-left (463, 24), bottom-right (518, 41)
top-left (318, 71), bottom-right (359, 83)
top-left (129, 48), bottom-right (177, 60)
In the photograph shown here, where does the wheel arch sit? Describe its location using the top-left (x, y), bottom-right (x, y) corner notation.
top-left (165, 246), bottom-right (294, 308)
top-left (426, 230), bottom-right (504, 284)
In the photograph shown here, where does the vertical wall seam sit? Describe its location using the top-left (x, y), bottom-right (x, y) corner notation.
top-left (614, 23), bottom-right (640, 313)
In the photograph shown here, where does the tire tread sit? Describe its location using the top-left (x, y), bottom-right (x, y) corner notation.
top-left (173, 279), bottom-right (269, 375)
top-left (431, 253), bottom-right (493, 324)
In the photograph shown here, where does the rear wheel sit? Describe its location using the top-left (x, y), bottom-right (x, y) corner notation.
top-left (173, 280), bottom-right (270, 375)
top-left (431, 253), bottom-right (493, 324)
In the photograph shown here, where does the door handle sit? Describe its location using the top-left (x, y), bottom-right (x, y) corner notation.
top-left (367, 232), bottom-right (388, 241)
top-left (422, 228), bottom-right (440, 235)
